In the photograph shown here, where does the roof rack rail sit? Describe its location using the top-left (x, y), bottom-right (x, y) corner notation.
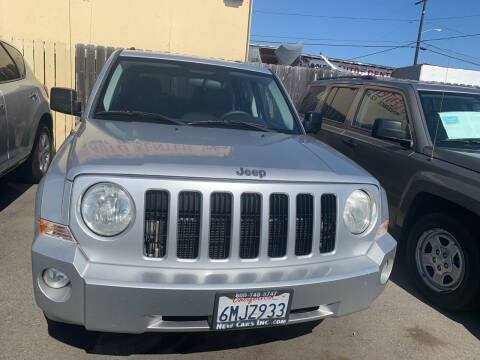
top-left (314, 75), bottom-right (378, 81)
top-left (313, 75), bottom-right (480, 89)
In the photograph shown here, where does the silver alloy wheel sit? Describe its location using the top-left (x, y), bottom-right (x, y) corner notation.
top-left (38, 132), bottom-right (51, 173)
top-left (415, 228), bottom-right (465, 293)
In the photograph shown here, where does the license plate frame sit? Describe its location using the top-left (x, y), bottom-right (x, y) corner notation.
top-left (212, 289), bottom-right (293, 330)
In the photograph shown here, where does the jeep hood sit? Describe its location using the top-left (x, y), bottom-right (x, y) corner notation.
top-left (65, 119), bottom-right (375, 184)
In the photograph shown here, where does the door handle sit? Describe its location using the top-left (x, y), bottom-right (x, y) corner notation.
top-left (0, 104), bottom-right (4, 113)
top-left (343, 138), bottom-right (358, 148)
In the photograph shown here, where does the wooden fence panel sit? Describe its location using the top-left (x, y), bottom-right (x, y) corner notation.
top-left (75, 44), bottom-right (86, 108)
top-left (23, 40), bottom-right (34, 74)
top-left (106, 46), bottom-right (115, 60)
top-left (55, 42), bottom-right (69, 141)
top-left (96, 46), bottom-right (107, 79)
top-left (33, 40), bottom-right (45, 83)
top-left (44, 41), bottom-right (56, 148)
top-left (85, 45), bottom-right (96, 107)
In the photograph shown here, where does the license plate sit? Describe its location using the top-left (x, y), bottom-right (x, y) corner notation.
top-left (212, 289), bottom-right (293, 330)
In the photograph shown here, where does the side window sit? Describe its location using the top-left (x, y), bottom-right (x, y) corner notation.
top-left (2, 43), bottom-right (25, 78)
top-left (0, 43), bottom-right (20, 82)
top-left (298, 85), bottom-right (327, 117)
top-left (353, 89), bottom-right (409, 134)
top-left (322, 87), bottom-right (357, 123)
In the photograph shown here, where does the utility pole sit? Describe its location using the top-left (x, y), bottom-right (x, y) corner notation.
top-left (414, 0), bottom-right (428, 65)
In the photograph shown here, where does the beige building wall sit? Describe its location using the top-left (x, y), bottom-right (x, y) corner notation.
top-left (0, 0), bottom-right (252, 62)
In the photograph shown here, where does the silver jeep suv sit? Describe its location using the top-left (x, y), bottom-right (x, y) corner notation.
top-left (32, 49), bottom-right (396, 334)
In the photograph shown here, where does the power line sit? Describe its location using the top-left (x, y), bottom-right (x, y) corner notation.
top-left (249, 40), bottom-right (408, 48)
top-left (254, 10), bottom-right (480, 22)
top-left (424, 43), bottom-right (480, 62)
top-left (423, 47), bottom-right (480, 68)
top-left (346, 43), bottom-right (417, 61)
top-left (250, 34), bottom-right (402, 44)
top-left (427, 14), bottom-right (480, 20)
top-left (254, 10), bottom-right (417, 22)
top-left (420, 33), bottom-right (480, 42)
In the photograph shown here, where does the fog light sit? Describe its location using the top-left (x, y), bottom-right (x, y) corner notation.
top-left (380, 258), bottom-right (394, 284)
top-left (42, 268), bottom-right (70, 289)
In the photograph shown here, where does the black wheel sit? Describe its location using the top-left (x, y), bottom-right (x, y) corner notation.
top-left (24, 123), bottom-right (53, 183)
top-left (406, 212), bottom-right (480, 311)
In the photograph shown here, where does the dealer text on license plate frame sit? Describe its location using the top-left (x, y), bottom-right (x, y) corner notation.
top-left (212, 289), bottom-right (293, 330)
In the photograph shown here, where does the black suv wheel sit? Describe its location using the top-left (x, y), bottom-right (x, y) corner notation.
top-left (406, 212), bottom-right (480, 311)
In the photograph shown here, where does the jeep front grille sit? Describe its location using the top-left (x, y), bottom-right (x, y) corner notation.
top-left (320, 194), bottom-right (336, 253)
top-left (268, 194), bottom-right (289, 258)
top-left (209, 192), bottom-right (232, 259)
top-left (295, 194), bottom-right (313, 256)
top-left (177, 191), bottom-right (201, 259)
top-left (143, 191), bottom-right (337, 260)
top-left (239, 193), bottom-right (261, 259)
top-left (144, 190), bottom-right (169, 257)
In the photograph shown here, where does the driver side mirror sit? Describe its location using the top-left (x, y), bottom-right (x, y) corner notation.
top-left (304, 111), bottom-right (323, 134)
top-left (50, 87), bottom-right (82, 116)
top-left (372, 118), bottom-right (411, 147)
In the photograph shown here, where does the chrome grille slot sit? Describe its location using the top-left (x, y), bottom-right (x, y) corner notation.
top-left (177, 191), bottom-right (201, 259)
top-left (209, 192), bottom-right (232, 259)
top-left (295, 194), bottom-right (313, 256)
top-left (144, 190), bottom-right (169, 258)
top-left (268, 194), bottom-right (289, 258)
top-left (320, 194), bottom-right (336, 253)
top-left (239, 193), bottom-right (261, 259)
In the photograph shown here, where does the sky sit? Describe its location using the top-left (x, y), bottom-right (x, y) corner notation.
top-left (250, 0), bottom-right (480, 70)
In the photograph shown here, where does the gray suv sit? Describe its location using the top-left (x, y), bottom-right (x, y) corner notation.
top-left (0, 40), bottom-right (52, 182)
top-left (32, 50), bottom-right (396, 334)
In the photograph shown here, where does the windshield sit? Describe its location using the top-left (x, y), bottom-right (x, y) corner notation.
top-left (93, 57), bottom-right (300, 134)
top-left (419, 90), bottom-right (480, 148)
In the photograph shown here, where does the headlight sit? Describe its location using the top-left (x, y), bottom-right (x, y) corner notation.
top-left (343, 190), bottom-right (375, 234)
top-left (81, 182), bottom-right (134, 236)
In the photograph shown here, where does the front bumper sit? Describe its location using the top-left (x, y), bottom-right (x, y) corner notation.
top-left (32, 233), bottom-right (396, 334)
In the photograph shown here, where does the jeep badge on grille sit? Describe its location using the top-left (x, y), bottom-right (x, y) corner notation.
top-left (236, 167), bottom-right (266, 178)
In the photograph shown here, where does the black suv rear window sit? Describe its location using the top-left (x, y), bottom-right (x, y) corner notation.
top-left (322, 87), bottom-right (357, 123)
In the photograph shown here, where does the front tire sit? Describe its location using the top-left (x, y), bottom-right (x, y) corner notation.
top-left (406, 213), bottom-right (480, 311)
top-left (26, 124), bottom-right (53, 183)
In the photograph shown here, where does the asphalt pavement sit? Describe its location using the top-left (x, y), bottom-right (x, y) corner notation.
top-left (0, 179), bottom-right (479, 360)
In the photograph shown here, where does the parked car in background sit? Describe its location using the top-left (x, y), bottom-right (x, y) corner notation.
top-left (32, 50), bottom-right (396, 334)
top-left (0, 40), bottom-right (53, 182)
top-left (299, 77), bottom-right (480, 311)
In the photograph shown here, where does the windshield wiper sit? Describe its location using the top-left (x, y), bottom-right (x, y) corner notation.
top-left (94, 110), bottom-right (185, 126)
top-left (439, 138), bottom-right (480, 145)
top-left (187, 119), bottom-right (273, 132)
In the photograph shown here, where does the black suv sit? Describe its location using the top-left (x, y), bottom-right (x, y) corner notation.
top-left (299, 77), bottom-right (480, 311)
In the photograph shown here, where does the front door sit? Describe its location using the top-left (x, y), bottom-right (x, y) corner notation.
top-left (343, 87), bottom-right (415, 221)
